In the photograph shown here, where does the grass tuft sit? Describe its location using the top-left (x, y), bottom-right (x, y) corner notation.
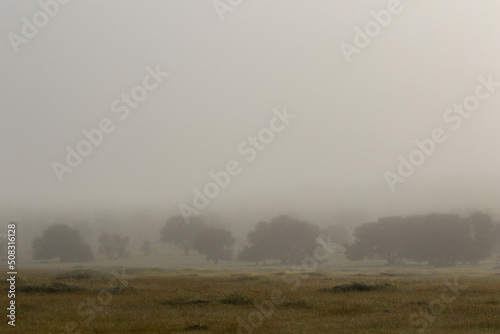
top-left (219, 293), bottom-right (254, 305)
top-left (54, 269), bottom-right (111, 280)
top-left (485, 299), bottom-right (500, 305)
top-left (183, 324), bottom-right (209, 331)
top-left (161, 298), bottom-right (209, 306)
top-left (320, 281), bottom-right (393, 292)
top-left (231, 275), bottom-right (261, 282)
top-left (283, 299), bottom-right (308, 308)
top-left (19, 282), bottom-right (88, 294)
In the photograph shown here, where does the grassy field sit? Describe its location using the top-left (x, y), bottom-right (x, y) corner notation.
top-left (3, 266), bottom-right (500, 334)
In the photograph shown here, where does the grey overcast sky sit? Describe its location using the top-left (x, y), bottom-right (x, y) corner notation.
top-left (1, 0), bottom-right (499, 218)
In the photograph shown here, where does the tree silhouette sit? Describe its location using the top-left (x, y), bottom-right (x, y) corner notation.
top-left (345, 212), bottom-right (500, 267)
top-left (32, 224), bottom-right (93, 262)
top-left (238, 215), bottom-right (320, 265)
top-left (160, 215), bottom-right (205, 255)
top-left (345, 216), bottom-right (409, 264)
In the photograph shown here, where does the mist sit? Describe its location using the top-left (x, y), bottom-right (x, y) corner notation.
top-left (2, 0), bottom-right (500, 249)
top-left (3, 2), bottom-right (500, 333)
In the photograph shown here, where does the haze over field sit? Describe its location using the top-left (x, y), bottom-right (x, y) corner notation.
top-left (1, 0), bottom-right (499, 225)
top-left (2, 2), bottom-right (500, 333)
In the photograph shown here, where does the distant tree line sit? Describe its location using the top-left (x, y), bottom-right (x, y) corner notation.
top-left (29, 211), bottom-right (499, 268)
top-left (30, 225), bottom-right (136, 263)
top-left (159, 214), bottom-right (323, 265)
top-left (345, 212), bottom-right (500, 267)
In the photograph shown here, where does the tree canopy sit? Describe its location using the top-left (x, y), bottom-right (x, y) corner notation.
top-left (345, 212), bottom-right (500, 266)
top-left (32, 224), bottom-right (93, 262)
top-left (159, 215), bottom-right (205, 255)
top-left (238, 215), bottom-right (320, 265)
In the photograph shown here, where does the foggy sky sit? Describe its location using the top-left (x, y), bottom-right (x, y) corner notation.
top-left (1, 0), bottom-right (499, 221)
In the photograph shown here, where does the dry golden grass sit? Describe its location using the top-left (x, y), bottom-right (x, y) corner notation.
top-left (3, 268), bottom-right (500, 333)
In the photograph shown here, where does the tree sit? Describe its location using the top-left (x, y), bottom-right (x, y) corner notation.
top-left (160, 215), bottom-right (205, 255)
top-left (345, 212), bottom-right (500, 267)
top-left (193, 227), bottom-right (235, 263)
top-left (238, 215), bottom-right (320, 265)
top-left (98, 233), bottom-right (130, 260)
top-left (345, 216), bottom-right (407, 265)
top-left (405, 213), bottom-right (476, 267)
top-left (32, 224), bottom-right (93, 262)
